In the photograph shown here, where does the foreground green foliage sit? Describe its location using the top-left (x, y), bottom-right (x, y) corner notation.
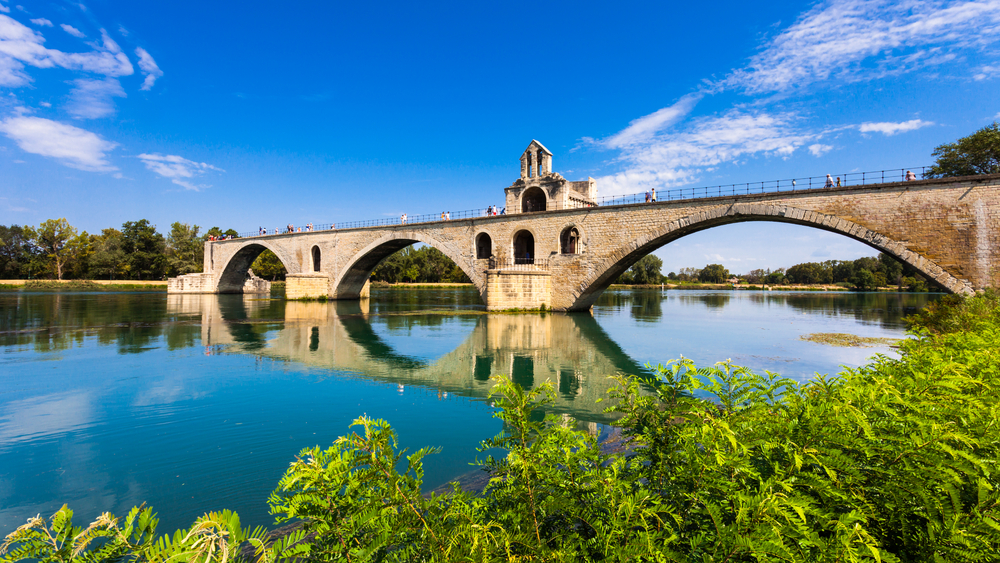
top-left (4, 293), bottom-right (1000, 561)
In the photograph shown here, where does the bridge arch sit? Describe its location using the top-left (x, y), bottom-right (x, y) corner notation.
top-left (216, 240), bottom-right (298, 293)
top-left (333, 231), bottom-right (484, 300)
top-left (567, 203), bottom-right (973, 311)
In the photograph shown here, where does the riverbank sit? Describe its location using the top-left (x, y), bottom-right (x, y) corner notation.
top-left (0, 279), bottom-right (167, 291)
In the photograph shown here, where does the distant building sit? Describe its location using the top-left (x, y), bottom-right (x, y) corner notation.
top-left (504, 140), bottom-right (597, 213)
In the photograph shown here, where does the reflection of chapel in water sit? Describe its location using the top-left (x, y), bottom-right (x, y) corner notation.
top-left (170, 294), bottom-right (649, 423)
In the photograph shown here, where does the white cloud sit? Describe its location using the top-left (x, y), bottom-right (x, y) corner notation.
top-left (135, 47), bottom-right (162, 90)
top-left (29, 18), bottom-right (50, 26)
top-left (0, 15), bottom-right (134, 81)
top-left (602, 93), bottom-right (702, 148)
top-left (808, 143), bottom-right (833, 157)
top-left (0, 115), bottom-right (117, 171)
top-left (724, 0), bottom-right (1000, 94)
top-left (859, 119), bottom-right (933, 136)
top-left (137, 153), bottom-right (223, 191)
top-left (66, 77), bottom-right (125, 118)
top-left (0, 3), bottom-right (8, 13)
top-left (39, 100), bottom-right (49, 107)
top-left (974, 64), bottom-right (1000, 80)
top-left (598, 109), bottom-right (809, 195)
top-left (60, 23), bottom-right (85, 38)
top-left (0, 51), bottom-right (28, 85)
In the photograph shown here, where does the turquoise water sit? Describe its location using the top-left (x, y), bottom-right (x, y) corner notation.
top-left (0, 288), bottom-right (936, 534)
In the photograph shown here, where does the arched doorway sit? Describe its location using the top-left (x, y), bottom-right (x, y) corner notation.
top-left (476, 233), bottom-right (492, 259)
top-left (312, 246), bottom-right (321, 271)
top-left (513, 230), bottom-right (535, 264)
top-left (521, 187), bottom-right (546, 213)
top-left (560, 227), bottom-right (580, 254)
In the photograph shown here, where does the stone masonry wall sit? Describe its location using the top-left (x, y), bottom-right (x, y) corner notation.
top-left (286, 273), bottom-right (330, 300)
top-left (191, 174), bottom-right (1000, 311)
top-left (484, 271), bottom-right (552, 310)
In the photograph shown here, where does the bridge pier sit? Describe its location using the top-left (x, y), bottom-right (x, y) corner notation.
top-left (484, 268), bottom-right (552, 311)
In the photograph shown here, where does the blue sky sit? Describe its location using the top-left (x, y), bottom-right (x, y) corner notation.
top-left (1, 0), bottom-right (998, 275)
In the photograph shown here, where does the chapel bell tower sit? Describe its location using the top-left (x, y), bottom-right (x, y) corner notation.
top-left (520, 140), bottom-right (553, 179)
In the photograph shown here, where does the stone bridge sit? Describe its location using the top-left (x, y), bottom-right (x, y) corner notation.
top-left (168, 142), bottom-right (1000, 310)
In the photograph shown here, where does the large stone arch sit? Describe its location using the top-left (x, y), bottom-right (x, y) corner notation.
top-left (215, 240), bottom-right (299, 293)
top-left (566, 203), bottom-right (974, 311)
top-left (332, 231), bottom-right (484, 300)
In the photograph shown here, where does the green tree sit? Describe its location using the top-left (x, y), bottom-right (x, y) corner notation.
top-left (786, 261), bottom-right (831, 284)
top-left (206, 227), bottom-right (239, 239)
top-left (631, 254), bottom-right (663, 285)
top-left (853, 268), bottom-right (877, 290)
top-left (89, 229), bottom-right (127, 280)
top-left (251, 249), bottom-right (287, 281)
top-left (26, 218), bottom-right (82, 280)
top-left (764, 270), bottom-right (786, 284)
top-left (927, 121), bottom-right (1000, 177)
top-left (120, 220), bottom-right (166, 280)
top-left (0, 225), bottom-right (38, 278)
top-left (698, 263), bottom-right (729, 283)
top-left (166, 222), bottom-right (204, 276)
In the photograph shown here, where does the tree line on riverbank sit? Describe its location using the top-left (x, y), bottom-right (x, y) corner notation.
top-left (3, 290), bottom-right (998, 561)
top-left (0, 219), bottom-right (237, 280)
top-left (615, 253), bottom-right (938, 291)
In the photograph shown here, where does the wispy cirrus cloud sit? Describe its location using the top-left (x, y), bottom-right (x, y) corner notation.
top-left (138, 153), bottom-right (224, 191)
top-left (0, 15), bottom-right (134, 87)
top-left (66, 77), bottom-right (125, 118)
top-left (598, 110), bottom-right (810, 195)
top-left (60, 23), bottom-right (85, 38)
top-left (594, 0), bottom-right (1000, 195)
top-left (0, 115), bottom-right (117, 171)
top-left (723, 0), bottom-right (1000, 95)
top-left (974, 64), bottom-right (1000, 80)
top-left (134, 47), bottom-right (162, 90)
top-left (859, 119), bottom-right (933, 136)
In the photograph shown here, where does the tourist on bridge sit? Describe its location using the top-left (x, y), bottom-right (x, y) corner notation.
top-left (836, 177), bottom-right (842, 187)
top-left (651, 187), bottom-right (657, 202)
top-left (446, 211), bottom-right (451, 220)
top-left (906, 170), bottom-right (917, 181)
top-left (645, 191), bottom-right (650, 203)
top-left (824, 174), bottom-right (834, 188)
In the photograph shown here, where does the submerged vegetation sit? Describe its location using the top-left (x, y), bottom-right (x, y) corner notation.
top-left (800, 332), bottom-right (901, 347)
top-left (3, 292), bottom-right (999, 562)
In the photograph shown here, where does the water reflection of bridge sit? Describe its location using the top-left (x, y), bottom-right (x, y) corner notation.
top-left (167, 295), bottom-right (652, 422)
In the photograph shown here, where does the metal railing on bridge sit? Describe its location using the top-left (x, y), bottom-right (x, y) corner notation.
top-left (227, 166), bottom-right (931, 239)
top-left (486, 257), bottom-right (549, 271)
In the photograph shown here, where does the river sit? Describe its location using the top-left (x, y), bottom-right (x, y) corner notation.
top-left (0, 287), bottom-right (937, 534)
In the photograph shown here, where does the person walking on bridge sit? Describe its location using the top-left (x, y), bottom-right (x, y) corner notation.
top-left (824, 174), bottom-right (834, 188)
top-left (906, 170), bottom-right (917, 181)
top-left (651, 187), bottom-right (657, 202)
